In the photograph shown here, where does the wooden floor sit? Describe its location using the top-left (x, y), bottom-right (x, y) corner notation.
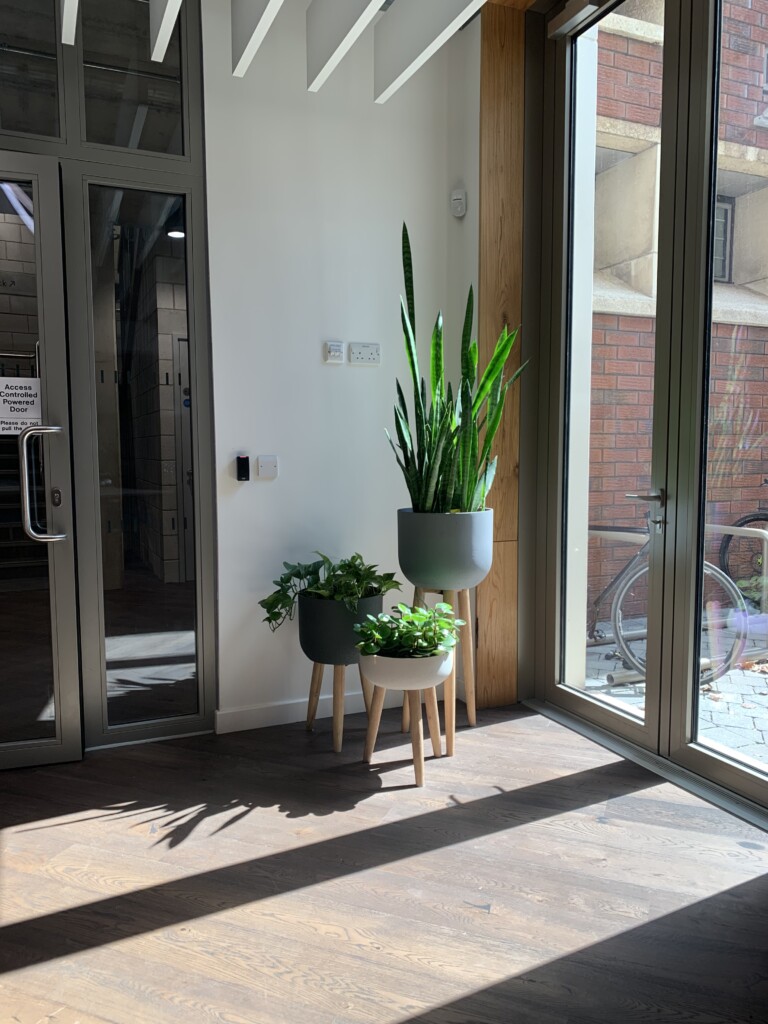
top-left (1, 706), bottom-right (766, 1024)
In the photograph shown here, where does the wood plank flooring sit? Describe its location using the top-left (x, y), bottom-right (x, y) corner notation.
top-left (1, 706), bottom-right (766, 1024)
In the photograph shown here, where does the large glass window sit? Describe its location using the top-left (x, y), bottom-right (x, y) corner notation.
top-left (82, 0), bottom-right (184, 155)
top-left (0, 1), bottom-right (60, 139)
top-left (696, 0), bottom-right (768, 775)
top-left (562, 0), bottom-right (665, 722)
top-left (89, 184), bottom-right (196, 726)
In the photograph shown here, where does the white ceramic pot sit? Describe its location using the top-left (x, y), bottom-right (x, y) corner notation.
top-left (359, 651), bottom-right (453, 691)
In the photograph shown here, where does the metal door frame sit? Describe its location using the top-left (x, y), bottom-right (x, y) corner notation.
top-left (0, 150), bottom-right (82, 768)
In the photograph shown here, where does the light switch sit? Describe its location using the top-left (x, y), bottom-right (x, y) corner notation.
top-left (257, 455), bottom-right (279, 480)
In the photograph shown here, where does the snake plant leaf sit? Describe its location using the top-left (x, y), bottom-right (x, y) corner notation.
top-left (402, 223), bottom-right (416, 341)
top-left (395, 378), bottom-right (409, 425)
top-left (401, 297), bottom-right (420, 396)
top-left (422, 404), bottom-right (453, 510)
top-left (461, 286), bottom-right (474, 384)
top-left (472, 325), bottom-right (519, 419)
top-left (471, 457), bottom-right (498, 511)
top-left (431, 312), bottom-right (444, 406)
top-left (479, 376), bottom-right (510, 469)
top-left (458, 378), bottom-right (475, 511)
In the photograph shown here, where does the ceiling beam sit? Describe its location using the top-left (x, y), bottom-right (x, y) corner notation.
top-left (232, 0), bottom-right (287, 78)
top-left (150, 0), bottom-right (183, 62)
top-left (374, 0), bottom-right (486, 104)
top-left (60, 0), bottom-right (79, 45)
top-left (306, 0), bottom-right (381, 92)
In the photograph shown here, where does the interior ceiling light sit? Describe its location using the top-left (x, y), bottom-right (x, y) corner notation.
top-left (166, 205), bottom-right (185, 239)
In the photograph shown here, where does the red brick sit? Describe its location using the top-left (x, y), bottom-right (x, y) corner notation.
top-left (618, 316), bottom-right (655, 332)
top-left (599, 65), bottom-right (628, 86)
top-left (724, 93), bottom-right (760, 114)
top-left (722, 78), bottom-right (749, 98)
top-left (625, 104), bottom-right (662, 126)
top-left (598, 31), bottom-right (628, 53)
top-left (615, 53), bottom-right (651, 74)
top-left (627, 39), bottom-right (664, 62)
top-left (629, 71), bottom-right (663, 94)
top-left (598, 50), bottom-right (615, 67)
top-left (594, 313), bottom-right (619, 329)
top-left (649, 61), bottom-right (664, 78)
top-left (617, 374), bottom-right (654, 392)
top-left (605, 360), bottom-right (640, 374)
top-left (615, 83), bottom-right (650, 106)
top-left (597, 98), bottom-right (626, 119)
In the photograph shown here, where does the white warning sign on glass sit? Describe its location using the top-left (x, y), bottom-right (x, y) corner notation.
top-left (0, 378), bottom-right (42, 435)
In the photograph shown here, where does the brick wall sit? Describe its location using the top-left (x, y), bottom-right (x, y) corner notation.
top-left (587, 316), bottom-right (768, 609)
top-left (597, 0), bottom-right (768, 145)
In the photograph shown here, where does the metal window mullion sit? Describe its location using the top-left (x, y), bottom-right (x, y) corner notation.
top-left (666, 0), bottom-right (720, 762)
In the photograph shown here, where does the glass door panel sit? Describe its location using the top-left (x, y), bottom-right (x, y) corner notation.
top-left (0, 1), bottom-right (61, 140)
top-left (0, 157), bottom-right (80, 768)
top-left (87, 184), bottom-right (198, 731)
top-left (691, 0), bottom-right (768, 783)
top-left (560, 0), bottom-right (666, 739)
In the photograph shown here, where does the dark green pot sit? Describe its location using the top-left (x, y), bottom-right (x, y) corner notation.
top-left (298, 592), bottom-right (383, 665)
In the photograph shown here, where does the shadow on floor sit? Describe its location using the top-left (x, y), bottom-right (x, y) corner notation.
top-left (401, 874), bottom-right (768, 1024)
top-left (0, 757), bottom-right (661, 976)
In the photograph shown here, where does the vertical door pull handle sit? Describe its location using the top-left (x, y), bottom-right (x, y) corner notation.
top-left (18, 424), bottom-right (67, 542)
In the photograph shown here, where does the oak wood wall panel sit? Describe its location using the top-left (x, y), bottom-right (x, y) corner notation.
top-left (476, 2), bottom-right (526, 707)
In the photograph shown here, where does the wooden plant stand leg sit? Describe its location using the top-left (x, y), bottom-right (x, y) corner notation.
top-left (459, 588), bottom-right (477, 727)
top-left (407, 689), bottom-right (425, 787)
top-left (444, 589), bottom-right (458, 756)
top-left (423, 686), bottom-right (442, 758)
top-left (402, 586), bottom-right (426, 732)
top-left (363, 686), bottom-right (386, 763)
top-left (358, 664), bottom-right (373, 716)
top-left (306, 662), bottom-right (324, 732)
top-left (332, 665), bottom-right (345, 753)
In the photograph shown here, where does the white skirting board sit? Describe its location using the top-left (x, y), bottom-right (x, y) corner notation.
top-left (215, 687), bottom-right (403, 734)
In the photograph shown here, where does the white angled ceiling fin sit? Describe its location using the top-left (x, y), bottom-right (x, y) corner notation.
top-left (374, 0), bottom-right (486, 104)
top-left (306, 0), bottom-right (382, 93)
top-left (232, 0), bottom-right (287, 78)
top-left (150, 0), bottom-right (184, 62)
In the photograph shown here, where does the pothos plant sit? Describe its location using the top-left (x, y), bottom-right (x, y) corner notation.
top-left (259, 552), bottom-right (400, 632)
top-left (354, 603), bottom-right (464, 659)
top-left (388, 223), bottom-right (527, 513)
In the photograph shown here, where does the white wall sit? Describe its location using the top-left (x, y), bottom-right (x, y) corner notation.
top-left (201, 0), bottom-right (480, 731)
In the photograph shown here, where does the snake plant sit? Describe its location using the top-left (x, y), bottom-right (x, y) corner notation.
top-left (387, 224), bottom-right (526, 513)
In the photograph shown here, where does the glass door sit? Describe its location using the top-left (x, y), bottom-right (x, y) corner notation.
top-left (0, 151), bottom-right (81, 768)
top-left (556, 0), bottom-right (670, 748)
top-left (670, 0), bottom-right (768, 804)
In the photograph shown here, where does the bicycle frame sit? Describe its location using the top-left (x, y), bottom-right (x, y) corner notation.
top-left (586, 527), bottom-right (649, 642)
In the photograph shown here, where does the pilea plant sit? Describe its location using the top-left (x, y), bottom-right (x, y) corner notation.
top-left (354, 603), bottom-right (464, 659)
top-left (388, 223), bottom-right (527, 513)
top-left (259, 552), bottom-right (400, 632)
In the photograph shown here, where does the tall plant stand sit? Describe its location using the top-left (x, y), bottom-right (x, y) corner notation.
top-left (401, 587), bottom-right (476, 755)
top-left (307, 663), bottom-right (373, 753)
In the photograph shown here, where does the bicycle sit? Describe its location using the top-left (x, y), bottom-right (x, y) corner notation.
top-left (718, 488), bottom-right (768, 606)
top-left (588, 524), bottom-right (748, 686)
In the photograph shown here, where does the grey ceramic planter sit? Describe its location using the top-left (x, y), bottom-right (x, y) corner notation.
top-left (298, 592), bottom-right (383, 665)
top-left (397, 508), bottom-right (494, 590)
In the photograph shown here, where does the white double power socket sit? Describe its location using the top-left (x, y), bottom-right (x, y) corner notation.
top-left (348, 343), bottom-right (381, 365)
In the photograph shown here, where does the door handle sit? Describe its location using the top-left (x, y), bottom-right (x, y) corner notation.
top-left (625, 490), bottom-right (665, 505)
top-left (18, 424), bottom-right (66, 543)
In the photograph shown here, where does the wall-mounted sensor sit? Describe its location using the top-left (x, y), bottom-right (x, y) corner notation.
top-left (236, 455), bottom-right (250, 481)
top-left (451, 189), bottom-right (467, 219)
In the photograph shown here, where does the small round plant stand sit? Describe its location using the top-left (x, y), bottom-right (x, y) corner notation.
top-left (360, 652), bottom-right (451, 787)
top-left (400, 587), bottom-right (476, 757)
top-left (306, 663), bottom-right (373, 754)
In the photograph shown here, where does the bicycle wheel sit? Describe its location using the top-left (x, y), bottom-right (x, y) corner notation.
top-left (718, 512), bottom-right (768, 605)
top-left (611, 560), bottom-right (748, 685)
